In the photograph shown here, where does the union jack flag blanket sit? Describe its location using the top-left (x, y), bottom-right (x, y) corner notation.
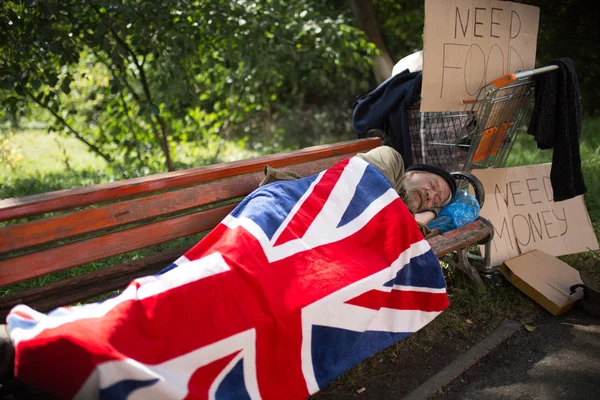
top-left (7, 155), bottom-right (449, 400)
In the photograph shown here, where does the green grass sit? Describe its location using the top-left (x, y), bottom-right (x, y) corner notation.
top-left (0, 129), bottom-right (111, 199)
top-left (0, 128), bottom-right (264, 199)
top-left (0, 130), bottom-right (108, 179)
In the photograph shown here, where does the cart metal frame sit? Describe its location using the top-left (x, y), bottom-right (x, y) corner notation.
top-left (408, 65), bottom-right (559, 173)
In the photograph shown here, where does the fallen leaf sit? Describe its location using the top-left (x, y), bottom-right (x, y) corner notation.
top-left (357, 387), bottom-right (366, 394)
top-left (525, 324), bottom-right (537, 332)
top-left (466, 319), bottom-right (473, 324)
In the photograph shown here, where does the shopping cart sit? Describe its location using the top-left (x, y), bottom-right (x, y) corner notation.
top-left (407, 65), bottom-right (559, 174)
top-left (404, 65), bottom-right (560, 285)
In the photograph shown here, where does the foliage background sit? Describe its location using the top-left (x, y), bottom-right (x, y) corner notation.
top-left (1, 0), bottom-right (598, 180)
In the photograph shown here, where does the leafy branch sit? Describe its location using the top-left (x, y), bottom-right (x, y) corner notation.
top-left (26, 90), bottom-right (112, 163)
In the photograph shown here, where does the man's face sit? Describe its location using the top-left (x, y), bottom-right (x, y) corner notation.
top-left (402, 171), bottom-right (452, 213)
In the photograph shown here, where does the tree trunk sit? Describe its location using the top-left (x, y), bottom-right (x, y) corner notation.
top-left (92, 4), bottom-right (175, 172)
top-left (352, 0), bottom-right (395, 83)
top-left (154, 115), bottom-right (174, 172)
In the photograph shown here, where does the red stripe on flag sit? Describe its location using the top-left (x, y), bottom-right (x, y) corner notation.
top-left (14, 332), bottom-right (128, 399)
top-left (186, 351), bottom-right (240, 400)
top-left (345, 289), bottom-right (449, 312)
top-left (8, 310), bottom-right (34, 321)
top-left (273, 158), bottom-right (350, 246)
top-left (256, 310), bottom-right (309, 400)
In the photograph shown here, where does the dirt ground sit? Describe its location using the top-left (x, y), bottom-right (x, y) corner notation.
top-left (434, 308), bottom-right (600, 400)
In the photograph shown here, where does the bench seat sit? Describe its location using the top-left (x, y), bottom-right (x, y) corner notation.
top-left (0, 138), bottom-right (492, 319)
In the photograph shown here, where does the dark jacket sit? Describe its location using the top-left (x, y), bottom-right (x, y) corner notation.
top-left (352, 70), bottom-right (422, 167)
top-left (527, 58), bottom-right (586, 202)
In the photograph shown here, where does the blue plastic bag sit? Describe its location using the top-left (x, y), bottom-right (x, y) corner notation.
top-left (427, 189), bottom-right (480, 233)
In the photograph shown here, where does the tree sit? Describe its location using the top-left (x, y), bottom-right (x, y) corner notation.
top-left (1, 0), bottom-right (190, 170)
top-left (373, 0), bottom-right (425, 62)
top-left (0, 0), bottom-right (377, 173)
top-left (351, 0), bottom-right (394, 83)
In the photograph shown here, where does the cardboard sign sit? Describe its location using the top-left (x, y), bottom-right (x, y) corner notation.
top-left (472, 164), bottom-right (599, 267)
top-left (422, 0), bottom-right (540, 111)
top-left (500, 250), bottom-right (584, 316)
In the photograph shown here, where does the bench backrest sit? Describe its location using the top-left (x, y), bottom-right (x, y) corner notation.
top-left (0, 138), bottom-right (382, 318)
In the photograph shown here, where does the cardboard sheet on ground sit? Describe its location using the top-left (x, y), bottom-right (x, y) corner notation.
top-left (500, 250), bottom-right (584, 316)
top-left (422, 0), bottom-right (539, 111)
top-left (471, 164), bottom-right (598, 267)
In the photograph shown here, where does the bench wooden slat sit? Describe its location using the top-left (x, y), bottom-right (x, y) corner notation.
top-left (0, 203), bottom-right (237, 286)
top-left (0, 155), bottom-right (348, 255)
top-left (0, 221), bottom-right (495, 320)
top-left (0, 138), bottom-right (381, 222)
top-left (428, 219), bottom-right (491, 258)
top-left (0, 247), bottom-right (187, 319)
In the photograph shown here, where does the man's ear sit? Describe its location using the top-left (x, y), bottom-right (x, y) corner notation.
top-left (404, 170), bottom-right (416, 181)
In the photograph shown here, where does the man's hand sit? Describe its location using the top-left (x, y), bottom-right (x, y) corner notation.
top-left (415, 211), bottom-right (436, 225)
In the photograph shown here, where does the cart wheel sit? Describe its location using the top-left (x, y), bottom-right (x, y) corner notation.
top-left (451, 172), bottom-right (485, 208)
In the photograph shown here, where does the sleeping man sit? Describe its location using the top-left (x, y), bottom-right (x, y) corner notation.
top-left (262, 145), bottom-right (457, 228)
top-left (0, 145), bottom-right (455, 400)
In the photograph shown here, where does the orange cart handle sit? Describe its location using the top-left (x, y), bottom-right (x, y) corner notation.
top-left (490, 65), bottom-right (560, 88)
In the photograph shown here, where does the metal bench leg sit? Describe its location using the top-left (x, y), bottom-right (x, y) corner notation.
top-left (466, 239), bottom-right (494, 276)
top-left (457, 248), bottom-right (485, 289)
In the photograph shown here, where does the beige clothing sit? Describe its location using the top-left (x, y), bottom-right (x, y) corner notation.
top-left (356, 146), bottom-right (406, 198)
top-left (259, 166), bottom-right (303, 187)
top-left (260, 146), bottom-right (406, 193)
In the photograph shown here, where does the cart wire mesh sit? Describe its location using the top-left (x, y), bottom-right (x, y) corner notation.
top-left (408, 75), bottom-right (537, 173)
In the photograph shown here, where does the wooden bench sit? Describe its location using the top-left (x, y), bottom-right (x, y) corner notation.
top-left (0, 138), bottom-right (493, 320)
